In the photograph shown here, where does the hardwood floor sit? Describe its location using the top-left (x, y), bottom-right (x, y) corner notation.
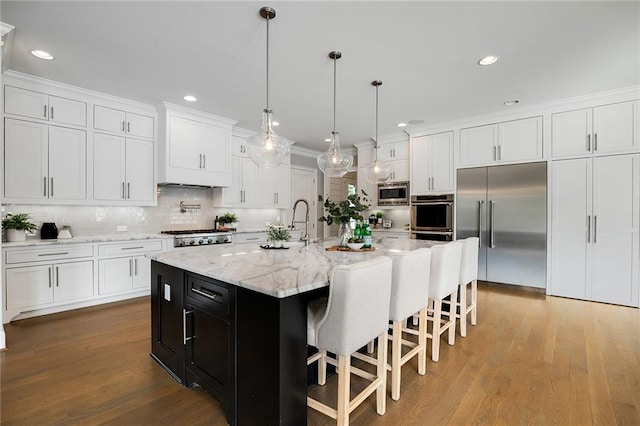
top-left (2, 283), bottom-right (639, 425)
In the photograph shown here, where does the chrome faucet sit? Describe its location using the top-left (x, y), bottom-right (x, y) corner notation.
top-left (291, 198), bottom-right (310, 246)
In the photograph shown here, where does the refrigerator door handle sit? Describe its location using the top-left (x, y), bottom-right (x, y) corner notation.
top-left (489, 200), bottom-right (495, 248)
top-left (593, 216), bottom-right (597, 243)
top-left (478, 200), bottom-right (484, 247)
top-left (587, 215), bottom-right (591, 243)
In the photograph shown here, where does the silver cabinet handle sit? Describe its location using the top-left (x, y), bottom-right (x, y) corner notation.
top-left (245, 237), bottom-right (260, 241)
top-left (594, 133), bottom-right (598, 151)
top-left (587, 134), bottom-right (591, 152)
top-left (38, 252), bottom-right (69, 256)
top-left (48, 266), bottom-right (52, 288)
top-left (122, 121), bottom-right (125, 132)
top-left (50, 177), bottom-right (54, 197)
top-left (191, 287), bottom-right (221, 301)
top-left (498, 145), bottom-right (502, 160)
top-left (122, 182), bottom-right (126, 199)
top-left (44, 177), bottom-right (48, 197)
top-left (129, 258), bottom-right (133, 277)
top-left (183, 309), bottom-right (193, 345)
top-left (121, 246), bottom-right (144, 250)
top-left (50, 106), bottom-right (54, 120)
top-left (202, 154), bottom-right (206, 169)
top-left (127, 122), bottom-right (130, 133)
top-left (587, 215), bottom-right (591, 243)
top-left (56, 266), bottom-right (59, 287)
top-left (431, 177), bottom-right (435, 190)
top-left (134, 258), bottom-right (138, 276)
top-left (489, 200), bottom-right (496, 248)
top-left (478, 200), bottom-right (484, 247)
top-left (593, 216), bottom-right (597, 243)
top-left (127, 182), bottom-right (131, 199)
top-left (493, 145), bottom-right (497, 161)
top-left (44, 105), bottom-right (48, 118)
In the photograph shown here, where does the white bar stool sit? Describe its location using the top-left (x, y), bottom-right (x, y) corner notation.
top-left (307, 256), bottom-right (393, 425)
top-left (426, 241), bottom-right (463, 362)
top-left (458, 237), bottom-right (479, 337)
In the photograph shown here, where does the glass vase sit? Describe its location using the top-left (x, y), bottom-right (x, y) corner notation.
top-left (337, 222), bottom-right (353, 247)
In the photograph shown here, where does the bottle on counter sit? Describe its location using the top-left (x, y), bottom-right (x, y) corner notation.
top-left (363, 223), bottom-right (372, 248)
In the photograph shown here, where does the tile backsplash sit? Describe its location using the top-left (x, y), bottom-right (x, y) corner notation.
top-left (1, 186), bottom-right (285, 238)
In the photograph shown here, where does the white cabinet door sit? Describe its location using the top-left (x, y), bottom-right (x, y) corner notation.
top-left (48, 95), bottom-right (86, 127)
top-left (232, 136), bottom-right (248, 157)
top-left (460, 124), bottom-right (497, 166)
top-left (4, 118), bottom-right (48, 199)
top-left (4, 86), bottom-right (48, 120)
top-left (132, 255), bottom-right (151, 289)
top-left (411, 135), bottom-right (430, 194)
top-left (430, 131), bottom-right (454, 191)
top-left (242, 157), bottom-right (259, 204)
top-left (274, 164), bottom-right (291, 207)
top-left (498, 117), bottom-right (542, 162)
top-left (378, 141), bottom-right (409, 161)
top-left (125, 138), bottom-right (155, 202)
top-left (202, 122), bottom-right (232, 184)
top-left (222, 156), bottom-right (244, 205)
top-left (126, 112), bottom-right (154, 139)
top-left (98, 257), bottom-right (133, 294)
top-left (94, 105), bottom-right (127, 134)
top-left (54, 261), bottom-right (94, 303)
top-left (168, 115), bottom-right (201, 171)
top-left (591, 154), bottom-right (639, 306)
top-left (6, 265), bottom-right (54, 310)
top-left (48, 125), bottom-right (87, 201)
top-left (259, 164), bottom-right (290, 206)
top-left (593, 101), bottom-right (638, 155)
top-left (552, 108), bottom-right (592, 157)
top-left (93, 133), bottom-right (126, 201)
top-left (551, 158), bottom-right (591, 300)
top-left (389, 159), bottom-right (410, 182)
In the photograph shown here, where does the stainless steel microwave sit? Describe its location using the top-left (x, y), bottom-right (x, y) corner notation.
top-left (377, 182), bottom-right (409, 206)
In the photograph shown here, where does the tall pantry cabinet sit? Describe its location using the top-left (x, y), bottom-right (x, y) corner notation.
top-left (551, 154), bottom-right (639, 307)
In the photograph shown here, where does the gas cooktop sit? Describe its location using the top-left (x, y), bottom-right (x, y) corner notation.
top-left (161, 229), bottom-right (232, 247)
top-left (161, 229), bottom-right (227, 235)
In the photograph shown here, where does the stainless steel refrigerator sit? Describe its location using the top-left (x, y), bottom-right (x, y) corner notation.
top-left (456, 162), bottom-right (547, 288)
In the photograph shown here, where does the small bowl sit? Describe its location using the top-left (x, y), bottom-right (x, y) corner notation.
top-left (347, 242), bottom-right (365, 251)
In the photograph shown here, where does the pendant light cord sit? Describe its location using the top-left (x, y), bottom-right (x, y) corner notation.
top-left (265, 15), bottom-right (270, 112)
top-left (374, 83), bottom-right (379, 161)
top-left (332, 55), bottom-right (337, 134)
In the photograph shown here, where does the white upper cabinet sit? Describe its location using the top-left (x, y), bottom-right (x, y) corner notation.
top-left (258, 163), bottom-right (291, 207)
top-left (4, 118), bottom-right (86, 202)
top-left (378, 140), bottom-right (409, 161)
top-left (158, 103), bottom-right (235, 187)
top-left (94, 105), bottom-right (154, 139)
top-left (411, 131), bottom-right (454, 194)
top-left (5, 85), bottom-right (86, 127)
top-left (552, 100), bottom-right (638, 158)
top-left (459, 116), bottom-right (542, 167)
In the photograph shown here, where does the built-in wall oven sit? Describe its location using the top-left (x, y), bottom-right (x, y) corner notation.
top-left (410, 194), bottom-right (454, 241)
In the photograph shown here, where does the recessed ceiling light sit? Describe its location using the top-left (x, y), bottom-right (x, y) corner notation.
top-left (183, 95), bottom-right (197, 102)
top-left (504, 100), bottom-right (520, 106)
top-left (396, 122), bottom-right (408, 128)
top-left (272, 121), bottom-right (279, 126)
top-left (478, 55), bottom-right (499, 66)
top-left (324, 138), bottom-right (332, 142)
top-left (31, 50), bottom-right (54, 60)
top-left (408, 119), bottom-right (424, 126)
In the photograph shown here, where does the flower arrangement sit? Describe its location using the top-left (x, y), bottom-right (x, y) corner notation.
top-left (319, 190), bottom-right (370, 225)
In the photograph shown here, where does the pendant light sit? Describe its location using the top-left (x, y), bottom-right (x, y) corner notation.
top-left (362, 80), bottom-right (392, 184)
top-left (246, 6), bottom-right (291, 168)
top-left (317, 51), bottom-right (353, 177)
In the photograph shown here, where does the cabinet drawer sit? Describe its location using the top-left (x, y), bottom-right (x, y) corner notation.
top-left (98, 240), bottom-right (162, 256)
top-left (5, 244), bottom-right (94, 264)
top-left (234, 233), bottom-right (267, 244)
top-left (186, 274), bottom-right (230, 316)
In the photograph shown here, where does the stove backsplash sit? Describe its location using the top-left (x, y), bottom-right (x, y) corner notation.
top-left (1, 186), bottom-right (285, 237)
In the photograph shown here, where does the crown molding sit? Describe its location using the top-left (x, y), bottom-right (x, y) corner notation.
top-left (161, 101), bottom-right (237, 126)
top-left (232, 126), bottom-right (257, 139)
top-left (291, 145), bottom-right (322, 158)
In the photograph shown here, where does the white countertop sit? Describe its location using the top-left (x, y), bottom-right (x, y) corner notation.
top-left (1, 233), bottom-right (170, 248)
top-left (147, 237), bottom-right (440, 299)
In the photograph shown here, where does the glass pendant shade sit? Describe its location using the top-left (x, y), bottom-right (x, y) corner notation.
top-left (317, 131), bottom-right (353, 177)
top-left (362, 155), bottom-right (392, 184)
top-left (246, 109), bottom-right (291, 168)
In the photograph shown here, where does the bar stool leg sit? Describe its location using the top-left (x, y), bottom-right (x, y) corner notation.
top-left (459, 283), bottom-right (468, 337)
top-left (432, 299), bottom-right (441, 362)
top-left (448, 290), bottom-right (457, 346)
top-left (471, 279), bottom-right (478, 325)
top-left (318, 349), bottom-right (327, 386)
top-left (376, 331), bottom-right (388, 415)
top-left (418, 307), bottom-right (427, 375)
top-left (391, 322), bottom-right (402, 401)
top-left (337, 355), bottom-right (350, 426)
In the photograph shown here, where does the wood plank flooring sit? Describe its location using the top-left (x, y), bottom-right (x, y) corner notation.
top-left (1, 283), bottom-right (639, 425)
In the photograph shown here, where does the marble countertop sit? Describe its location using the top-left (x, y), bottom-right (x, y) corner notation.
top-left (1, 233), bottom-right (170, 248)
top-left (148, 237), bottom-right (440, 299)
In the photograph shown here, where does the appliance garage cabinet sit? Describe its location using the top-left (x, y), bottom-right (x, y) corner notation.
top-left (2, 238), bottom-right (166, 323)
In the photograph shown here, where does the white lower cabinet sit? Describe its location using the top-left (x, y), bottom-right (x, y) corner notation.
top-left (98, 241), bottom-right (162, 294)
top-left (551, 154), bottom-right (639, 307)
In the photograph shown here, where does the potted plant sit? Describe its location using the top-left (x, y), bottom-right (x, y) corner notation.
top-left (217, 213), bottom-right (238, 230)
top-left (320, 190), bottom-right (370, 247)
top-left (267, 225), bottom-right (291, 248)
top-left (2, 213), bottom-right (38, 242)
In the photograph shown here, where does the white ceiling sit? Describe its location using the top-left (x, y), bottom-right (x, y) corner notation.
top-left (1, 1), bottom-right (639, 152)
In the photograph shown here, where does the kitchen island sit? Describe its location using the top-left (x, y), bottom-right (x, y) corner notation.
top-left (148, 238), bottom-right (437, 425)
